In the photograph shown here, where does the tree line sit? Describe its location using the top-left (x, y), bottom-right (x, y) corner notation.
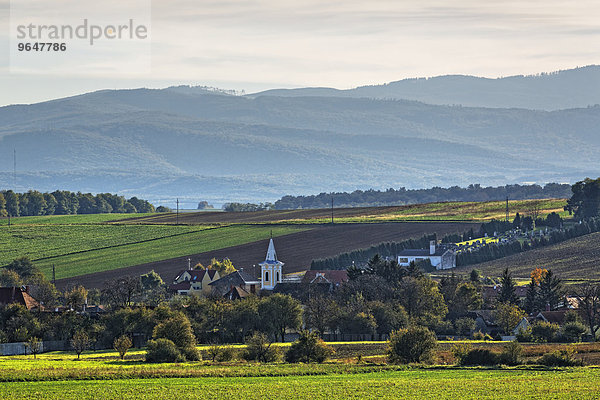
top-left (0, 190), bottom-right (156, 217)
top-left (274, 183), bottom-right (571, 209)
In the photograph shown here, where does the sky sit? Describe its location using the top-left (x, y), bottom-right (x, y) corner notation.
top-left (1, 0), bottom-right (600, 106)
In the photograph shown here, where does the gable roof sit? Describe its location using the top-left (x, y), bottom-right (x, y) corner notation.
top-left (224, 286), bottom-right (251, 300)
top-left (0, 287), bottom-right (41, 310)
top-left (537, 310), bottom-right (568, 325)
top-left (174, 269), bottom-right (218, 282)
top-left (169, 281), bottom-right (192, 292)
top-left (209, 270), bottom-right (260, 287)
top-left (302, 270), bottom-right (349, 285)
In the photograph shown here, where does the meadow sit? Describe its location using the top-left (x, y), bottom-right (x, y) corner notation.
top-left (1, 347), bottom-right (599, 399)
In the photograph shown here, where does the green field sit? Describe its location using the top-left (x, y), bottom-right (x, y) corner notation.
top-left (0, 222), bottom-right (306, 280)
top-left (0, 213), bottom-right (156, 226)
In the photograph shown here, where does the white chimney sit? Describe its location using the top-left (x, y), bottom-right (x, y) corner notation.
top-left (430, 240), bottom-right (436, 255)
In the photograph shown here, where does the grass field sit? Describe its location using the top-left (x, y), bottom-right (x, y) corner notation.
top-left (456, 231), bottom-right (600, 280)
top-left (119, 199), bottom-right (568, 225)
top-left (0, 223), bottom-right (306, 280)
top-left (1, 346), bottom-right (599, 399)
top-left (0, 213), bottom-right (156, 226)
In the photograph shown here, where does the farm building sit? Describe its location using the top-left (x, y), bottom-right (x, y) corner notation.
top-left (209, 269), bottom-right (261, 296)
top-left (397, 240), bottom-right (456, 270)
top-left (0, 286), bottom-right (41, 310)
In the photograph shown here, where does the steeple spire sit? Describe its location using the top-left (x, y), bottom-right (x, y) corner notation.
top-left (265, 238), bottom-right (277, 262)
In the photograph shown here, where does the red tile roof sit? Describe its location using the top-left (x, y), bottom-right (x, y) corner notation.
top-left (0, 287), bottom-right (41, 310)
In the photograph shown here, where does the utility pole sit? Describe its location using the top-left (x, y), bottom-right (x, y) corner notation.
top-left (13, 149), bottom-right (16, 187)
top-left (176, 198), bottom-right (179, 225)
top-left (52, 264), bottom-right (56, 285)
top-left (331, 196), bottom-right (334, 224)
top-left (505, 196), bottom-right (509, 222)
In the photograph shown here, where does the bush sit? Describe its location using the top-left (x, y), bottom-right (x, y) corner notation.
top-left (285, 331), bottom-right (334, 363)
top-left (537, 349), bottom-right (583, 367)
top-left (457, 348), bottom-right (499, 366)
top-left (433, 320), bottom-right (455, 335)
top-left (387, 326), bottom-right (437, 364)
top-left (531, 321), bottom-right (560, 343)
top-left (561, 322), bottom-right (587, 343)
top-left (498, 341), bottom-right (523, 366)
top-left (472, 331), bottom-right (493, 341)
top-left (145, 338), bottom-right (184, 363)
top-left (516, 327), bottom-right (533, 342)
top-left (180, 346), bottom-right (202, 361)
top-left (455, 318), bottom-right (476, 336)
top-left (242, 332), bottom-right (280, 363)
top-left (216, 346), bottom-right (236, 362)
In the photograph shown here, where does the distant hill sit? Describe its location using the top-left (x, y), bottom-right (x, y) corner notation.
top-left (252, 66), bottom-right (600, 110)
top-left (1, 74), bottom-right (600, 206)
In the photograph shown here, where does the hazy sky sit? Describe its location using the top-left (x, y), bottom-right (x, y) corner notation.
top-left (1, 0), bottom-right (600, 106)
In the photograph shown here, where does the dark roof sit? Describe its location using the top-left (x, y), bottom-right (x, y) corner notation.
top-left (209, 270), bottom-right (259, 287)
top-left (174, 269), bottom-right (218, 282)
top-left (537, 310), bottom-right (568, 325)
top-left (0, 287), bottom-right (40, 310)
top-left (482, 285), bottom-right (529, 300)
top-left (224, 286), bottom-right (251, 300)
top-left (398, 249), bottom-right (446, 257)
top-left (302, 270), bottom-right (349, 285)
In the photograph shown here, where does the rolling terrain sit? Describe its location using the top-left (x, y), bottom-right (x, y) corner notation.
top-left (456, 232), bottom-right (600, 281)
top-left (2, 66), bottom-right (600, 205)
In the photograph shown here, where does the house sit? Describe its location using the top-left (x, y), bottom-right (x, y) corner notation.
top-left (536, 310), bottom-right (569, 325)
top-left (223, 285), bottom-right (252, 300)
top-left (169, 269), bottom-right (220, 296)
top-left (481, 285), bottom-right (529, 304)
top-left (0, 286), bottom-right (41, 310)
top-left (302, 270), bottom-right (348, 287)
top-left (469, 310), bottom-right (502, 337)
top-left (209, 269), bottom-right (261, 296)
top-left (260, 238), bottom-right (284, 290)
top-left (397, 241), bottom-right (456, 270)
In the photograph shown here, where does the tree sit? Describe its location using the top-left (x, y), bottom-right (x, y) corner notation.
top-left (242, 332), bottom-right (279, 363)
top-left (140, 270), bottom-right (164, 290)
top-left (565, 177), bottom-right (600, 219)
top-left (454, 317), bottom-right (476, 336)
top-left (575, 283), bottom-right (600, 341)
top-left (101, 276), bottom-right (141, 308)
top-left (25, 336), bottom-right (42, 359)
top-left (0, 269), bottom-right (22, 287)
top-left (398, 277), bottom-right (448, 323)
top-left (6, 257), bottom-right (38, 279)
top-left (369, 301), bottom-right (409, 335)
top-left (537, 270), bottom-right (565, 311)
top-left (304, 294), bottom-right (339, 336)
top-left (198, 258), bottom-right (236, 275)
top-left (498, 268), bottom-right (519, 305)
top-left (145, 338), bottom-right (182, 363)
top-left (0, 192), bottom-right (6, 217)
top-left (387, 326), bottom-right (437, 364)
top-left (4, 190), bottom-right (19, 216)
top-left (65, 286), bottom-right (88, 311)
top-left (285, 331), bottom-right (333, 363)
top-left (71, 330), bottom-right (91, 359)
top-left (495, 303), bottom-right (525, 335)
top-left (258, 294), bottom-right (303, 342)
top-left (113, 335), bottom-right (132, 360)
top-left (469, 269), bottom-right (481, 284)
top-left (452, 282), bottom-right (483, 314)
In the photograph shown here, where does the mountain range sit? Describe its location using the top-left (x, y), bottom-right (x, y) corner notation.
top-left (1, 66), bottom-right (599, 207)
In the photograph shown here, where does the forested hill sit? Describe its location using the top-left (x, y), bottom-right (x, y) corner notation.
top-left (274, 183), bottom-right (572, 209)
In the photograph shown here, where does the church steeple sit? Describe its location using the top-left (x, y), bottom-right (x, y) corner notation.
top-left (259, 238), bottom-right (284, 290)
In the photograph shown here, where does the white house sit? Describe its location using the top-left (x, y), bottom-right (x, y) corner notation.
top-left (260, 238), bottom-right (283, 290)
top-left (397, 240), bottom-right (456, 270)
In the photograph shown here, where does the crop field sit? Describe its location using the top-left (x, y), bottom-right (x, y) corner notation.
top-left (456, 231), bottom-right (600, 280)
top-left (0, 213), bottom-right (155, 226)
top-left (119, 199), bottom-right (568, 225)
top-left (1, 347), bottom-right (600, 399)
top-left (0, 222), bottom-right (306, 281)
top-left (55, 222), bottom-right (476, 289)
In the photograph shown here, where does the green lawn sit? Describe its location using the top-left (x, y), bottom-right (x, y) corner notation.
top-left (0, 367), bottom-right (598, 399)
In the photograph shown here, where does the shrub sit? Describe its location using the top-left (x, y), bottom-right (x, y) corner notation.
top-left (451, 343), bottom-right (472, 365)
top-left (152, 314), bottom-right (196, 349)
top-left (387, 326), bottom-right (437, 364)
top-left (498, 341), bottom-right (523, 366)
top-left (473, 331), bottom-right (485, 340)
top-left (531, 321), bottom-right (560, 343)
top-left (537, 349), bottom-right (583, 367)
top-left (457, 348), bottom-right (499, 366)
top-left (216, 346), bottom-right (236, 362)
top-left (113, 335), bottom-right (132, 360)
top-left (285, 331), bottom-right (334, 363)
top-left (433, 320), bottom-right (455, 335)
top-left (455, 318), bottom-right (476, 336)
top-left (145, 338), bottom-right (183, 363)
top-left (516, 327), bottom-right (533, 342)
top-left (242, 332), bottom-right (280, 363)
top-left (561, 322), bottom-right (587, 343)
top-left (180, 346), bottom-right (202, 361)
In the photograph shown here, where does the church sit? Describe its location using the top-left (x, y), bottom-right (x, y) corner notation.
top-left (259, 238), bottom-right (284, 290)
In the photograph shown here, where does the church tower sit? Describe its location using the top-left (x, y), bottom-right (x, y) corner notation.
top-left (259, 238), bottom-right (284, 290)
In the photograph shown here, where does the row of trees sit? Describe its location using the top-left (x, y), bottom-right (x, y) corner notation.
top-left (274, 183), bottom-right (571, 209)
top-left (0, 190), bottom-right (156, 217)
top-left (222, 202), bottom-right (274, 212)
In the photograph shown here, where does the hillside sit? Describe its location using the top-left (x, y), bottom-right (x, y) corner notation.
top-left (252, 66), bottom-right (600, 110)
top-left (1, 68), bottom-right (600, 205)
top-left (455, 232), bottom-right (600, 281)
